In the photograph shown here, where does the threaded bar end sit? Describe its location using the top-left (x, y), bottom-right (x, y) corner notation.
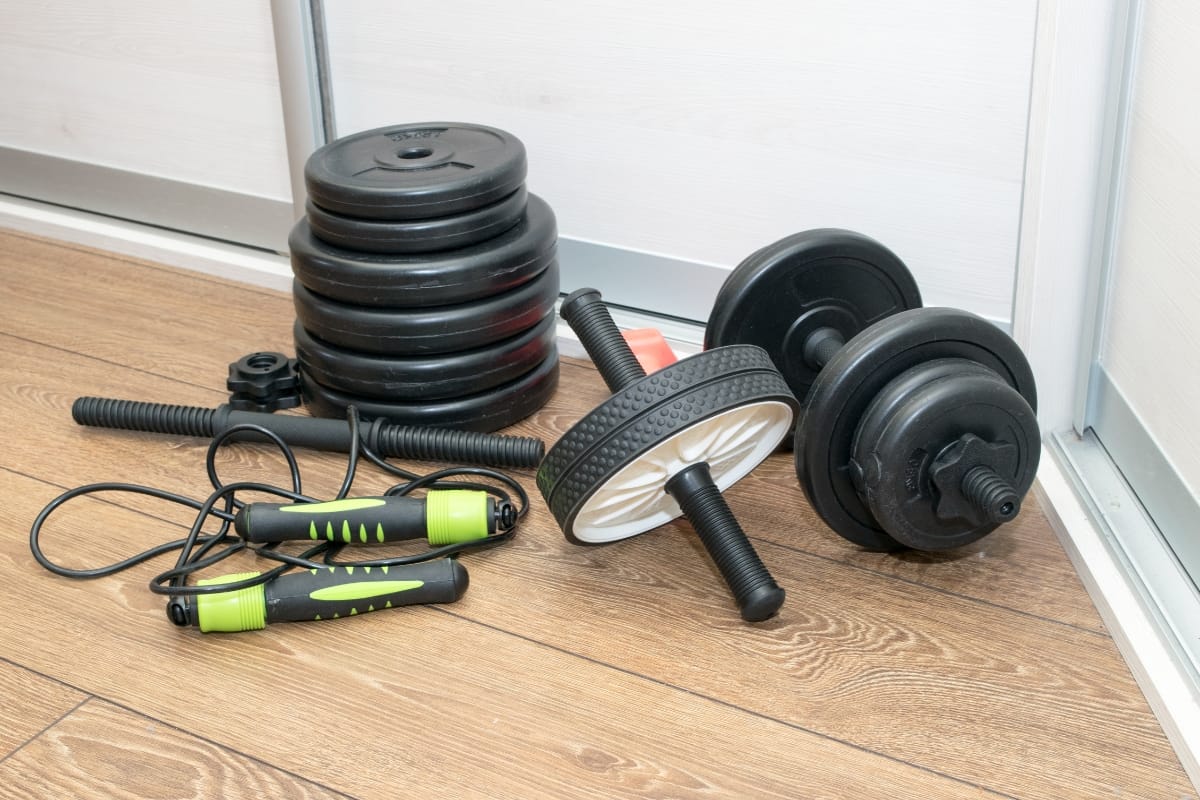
top-left (961, 466), bottom-right (1021, 525)
top-left (560, 288), bottom-right (647, 393)
top-left (71, 397), bottom-right (216, 438)
top-left (376, 424), bottom-right (544, 469)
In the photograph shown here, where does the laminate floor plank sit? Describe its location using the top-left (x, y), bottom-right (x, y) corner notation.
top-left (0, 228), bottom-right (1193, 799)
top-left (0, 661), bottom-right (86, 759)
top-left (0, 353), bottom-right (1188, 797)
top-left (0, 700), bottom-right (351, 800)
top-left (0, 230), bottom-right (295, 390)
top-left (0, 475), bottom-right (991, 800)
top-left (0, 229), bottom-right (1105, 634)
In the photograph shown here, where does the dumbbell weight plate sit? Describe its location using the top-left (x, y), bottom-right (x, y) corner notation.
top-left (850, 358), bottom-right (1040, 551)
top-left (293, 313), bottom-right (556, 401)
top-left (795, 307), bottom-right (1038, 550)
top-left (705, 229), bottom-right (922, 403)
top-left (305, 122), bottom-right (527, 220)
top-left (290, 194), bottom-right (557, 307)
top-left (291, 262), bottom-right (559, 356)
top-left (536, 346), bottom-right (798, 544)
top-left (304, 186), bottom-right (527, 254)
top-left (300, 347), bottom-right (560, 433)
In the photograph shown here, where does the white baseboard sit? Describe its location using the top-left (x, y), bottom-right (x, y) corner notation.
top-left (1038, 437), bottom-right (1200, 790)
top-left (0, 194), bottom-right (292, 292)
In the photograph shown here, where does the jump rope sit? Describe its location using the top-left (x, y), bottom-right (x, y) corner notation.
top-left (29, 407), bottom-right (527, 632)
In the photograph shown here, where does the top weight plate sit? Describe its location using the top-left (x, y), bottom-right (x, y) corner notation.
top-left (705, 229), bottom-right (922, 404)
top-left (304, 122), bottom-right (527, 220)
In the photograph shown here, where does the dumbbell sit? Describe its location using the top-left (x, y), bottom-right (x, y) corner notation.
top-left (705, 229), bottom-right (1040, 551)
top-left (536, 289), bottom-right (799, 622)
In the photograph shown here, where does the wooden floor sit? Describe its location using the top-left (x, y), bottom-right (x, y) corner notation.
top-left (0, 228), bottom-right (1193, 800)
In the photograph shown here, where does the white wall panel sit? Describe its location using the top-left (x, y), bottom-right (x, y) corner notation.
top-left (326, 1), bottom-right (1036, 322)
top-left (0, 1), bottom-right (291, 201)
top-left (1100, 0), bottom-right (1200, 499)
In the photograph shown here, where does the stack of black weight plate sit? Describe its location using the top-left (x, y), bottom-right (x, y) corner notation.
top-left (289, 122), bottom-right (560, 432)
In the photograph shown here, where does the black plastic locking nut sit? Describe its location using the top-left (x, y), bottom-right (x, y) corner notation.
top-left (227, 352), bottom-right (302, 412)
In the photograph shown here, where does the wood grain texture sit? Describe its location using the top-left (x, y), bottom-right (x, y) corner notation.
top-left (0, 230), bottom-right (1108, 632)
top-left (0, 700), bottom-right (350, 800)
top-left (0, 661), bottom-right (85, 758)
top-left (2, 476), bottom-right (993, 800)
top-left (0, 230), bottom-right (1194, 799)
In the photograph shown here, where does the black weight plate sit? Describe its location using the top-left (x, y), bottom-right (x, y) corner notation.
top-left (305, 122), bottom-right (527, 220)
top-left (305, 186), bottom-right (527, 254)
top-left (300, 347), bottom-right (559, 433)
top-left (795, 307), bottom-right (1037, 551)
top-left (290, 194), bottom-right (557, 308)
top-left (851, 359), bottom-right (1039, 551)
top-left (291, 262), bottom-right (559, 356)
top-left (294, 312), bottom-right (556, 401)
top-left (705, 229), bottom-right (921, 404)
top-left (536, 346), bottom-right (798, 544)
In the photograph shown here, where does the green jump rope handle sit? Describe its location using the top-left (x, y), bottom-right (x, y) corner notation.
top-left (234, 491), bottom-right (503, 546)
top-left (186, 559), bottom-right (468, 632)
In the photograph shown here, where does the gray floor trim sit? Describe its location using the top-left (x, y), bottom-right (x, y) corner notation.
top-left (1091, 364), bottom-right (1200, 595)
top-left (1051, 429), bottom-right (1200, 683)
top-left (1041, 436), bottom-right (1200, 787)
top-left (556, 237), bottom-right (726, 324)
top-left (0, 147), bottom-right (294, 253)
top-left (558, 237), bottom-right (1013, 333)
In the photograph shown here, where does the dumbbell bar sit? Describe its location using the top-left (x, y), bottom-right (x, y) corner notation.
top-left (71, 397), bottom-right (544, 470)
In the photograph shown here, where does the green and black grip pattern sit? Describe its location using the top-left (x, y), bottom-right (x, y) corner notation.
top-left (189, 560), bottom-right (468, 632)
top-left (234, 492), bottom-right (499, 545)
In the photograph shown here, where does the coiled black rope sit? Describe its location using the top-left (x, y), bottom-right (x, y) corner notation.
top-left (29, 406), bottom-right (527, 599)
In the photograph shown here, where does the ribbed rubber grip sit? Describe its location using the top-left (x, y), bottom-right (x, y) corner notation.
top-left (664, 462), bottom-right (785, 622)
top-left (374, 425), bottom-right (543, 469)
top-left (72, 397), bottom-right (216, 438)
top-left (69, 396), bottom-right (545, 470)
top-left (560, 288), bottom-right (647, 393)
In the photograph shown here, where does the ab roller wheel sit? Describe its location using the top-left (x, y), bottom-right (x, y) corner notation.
top-left (537, 289), bottom-right (798, 622)
top-left (707, 229), bottom-right (1040, 552)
